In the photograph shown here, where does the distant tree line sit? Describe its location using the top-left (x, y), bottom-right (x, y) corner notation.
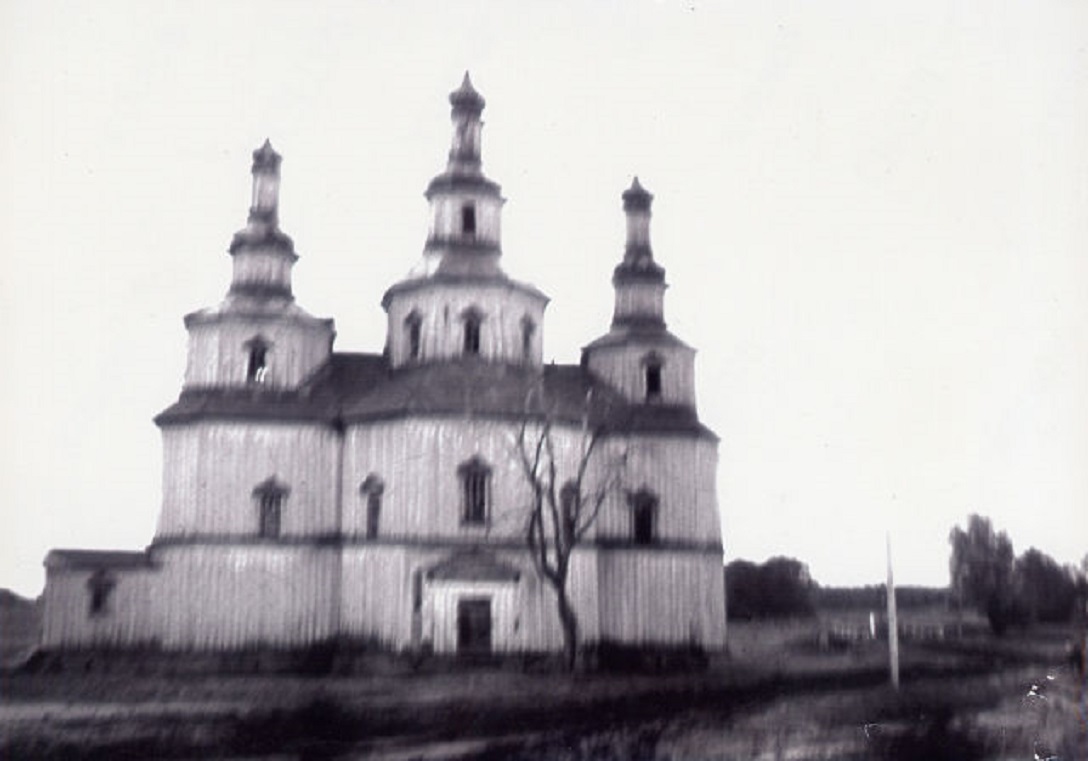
top-left (725, 559), bottom-right (952, 621)
top-left (724, 557), bottom-right (816, 620)
top-left (813, 585), bottom-right (950, 611)
top-left (726, 516), bottom-right (1085, 630)
top-left (949, 514), bottom-right (1087, 635)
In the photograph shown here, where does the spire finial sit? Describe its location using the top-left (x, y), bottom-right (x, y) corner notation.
top-left (248, 139), bottom-right (282, 225)
top-left (450, 71), bottom-right (485, 115)
top-left (447, 73), bottom-right (486, 171)
top-left (618, 176), bottom-right (662, 277)
top-left (252, 139), bottom-right (282, 174)
top-left (622, 176), bottom-right (653, 212)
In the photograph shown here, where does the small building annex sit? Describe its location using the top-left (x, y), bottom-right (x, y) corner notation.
top-left (41, 75), bottom-right (726, 657)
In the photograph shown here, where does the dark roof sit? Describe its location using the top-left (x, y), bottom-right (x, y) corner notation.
top-left (581, 325), bottom-right (692, 352)
top-left (424, 173), bottom-right (501, 200)
top-left (45, 549), bottom-right (155, 571)
top-left (156, 353), bottom-right (715, 439)
top-left (382, 272), bottom-right (547, 309)
top-left (154, 353), bottom-right (387, 426)
top-left (427, 549), bottom-right (520, 583)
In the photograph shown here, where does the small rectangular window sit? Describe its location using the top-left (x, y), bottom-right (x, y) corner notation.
top-left (87, 571), bottom-right (116, 618)
top-left (366, 492), bottom-right (382, 539)
top-left (406, 316), bottom-right (422, 360)
top-left (412, 570), bottom-right (423, 613)
top-left (463, 471), bottom-right (487, 523)
top-left (253, 478), bottom-right (288, 539)
top-left (521, 317), bottom-right (535, 362)
top-left (463, 318), bottom-right (481, 356)
top-left (645, 365), bottom-right (662, 401)
top-left (247, 345), bottom-right (268, 384)
top-left (461, 205), bottom-right (476, 236)
top-left (459, 457), bottom-right (490, 525)
top-left (259, 494), bottom-right (282, 538)
top-left (630, 491), bottom-right (658, 546)
top-left (633, 502), bottom-right (655, 545)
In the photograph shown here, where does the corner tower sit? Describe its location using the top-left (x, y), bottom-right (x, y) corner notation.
top-left (582, 178), bottom-right (696, 407)
top-left (181, 141), bottom-right (334, 390)
top-left (383, 74), bottom-right (548, 369)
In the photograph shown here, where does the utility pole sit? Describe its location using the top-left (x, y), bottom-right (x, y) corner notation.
top-left (886, 532), bottom-right (900, 690)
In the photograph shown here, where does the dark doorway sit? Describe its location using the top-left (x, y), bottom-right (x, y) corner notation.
top-left (456, 597), bottom-right (492, 654)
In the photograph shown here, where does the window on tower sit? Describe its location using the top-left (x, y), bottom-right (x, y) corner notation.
top-left (643, 354), bottom-right (663, 402)
top-left (458, 456), bottom-right (491, 525)
top-left (245, 337), bottom-right (271, 384)
top-left (629, 489), bottom-right (658, 546)
top-left (86, 570), bottom-right (116, 618)
top-left (405, 311), bottom-right (422, 361)
top-left (253, 477), bottom-right (289, 539)
top-left (521, 316), bottom-right (535, 363)
top-left (360, 474), bottom-right (384, 539)
top-left (461, 204), bottom-right (476, 237)
top-left (462, 308), bottom-right (482, 356)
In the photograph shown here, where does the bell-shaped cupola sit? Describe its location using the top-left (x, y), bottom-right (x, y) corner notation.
top-left (583, 178), bottom-right (696, 408)
top-left (179, 141), bottom-right (334, 391)
top-left (382, 74), bottom-right (548, 369)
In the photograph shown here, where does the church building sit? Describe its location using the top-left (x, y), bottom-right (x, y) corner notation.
top-left (41, 75), bottom-right (726, 657)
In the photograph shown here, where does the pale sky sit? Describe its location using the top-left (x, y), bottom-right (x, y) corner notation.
top-left (2, 1), bottom-right (1086, 598)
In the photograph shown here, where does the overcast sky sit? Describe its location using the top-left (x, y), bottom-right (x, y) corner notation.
top-left (2, 1), bottom-right (1086, 597)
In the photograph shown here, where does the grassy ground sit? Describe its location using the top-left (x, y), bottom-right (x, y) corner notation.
top-left (1, 620), bottom-right (1084, 759)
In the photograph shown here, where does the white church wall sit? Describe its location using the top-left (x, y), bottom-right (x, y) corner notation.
top-left (183, 315), bottom-right (333, 390)
top-left (339, 545), bottom-right (416, 647)
top-left (585, 340), bottom-right (696, 407)
top-left (41, 567), bottom-right (160, 649)
top-left (592, 434), bottom-right (721, 544)
top-left (344, 417), bottom-right (543, 539)
top-left (427, 193), bottom-right (502, 248)
top-left (337, 542), bottom-right (607, 653)
top-left (384, 281), bottom-right (546, 368)
top-left (596, 549), bottom-right (726, 649)
top-left (157, 422), bottom-right (340, 538)
top-left (612, 282), bottom-right (665, 324)
top-left (229, 249), bottom-right (295, 297)
top-left (343, 416), bottom-right (635, 541)
top-left (151, 545), bottom-right (338, 650)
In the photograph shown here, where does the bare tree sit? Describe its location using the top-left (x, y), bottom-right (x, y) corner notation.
top-left (513, 393), bottom-right (626, 670)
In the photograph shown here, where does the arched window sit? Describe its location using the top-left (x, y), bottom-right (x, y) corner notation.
top-left (461, 307), bottom-right (483, 356)
top-left (521, 315), bottom-right (536, 362)
top-left (244, 336), bottom-right (272, 384)
top-left (360, 474), bottom-right (385, 539)
top-left (253, 477), bottom-right (289, 538)
top-left (642, 352), bottom-right (663, 402)
top-left (458, 456), bottom-right (491, 525)
top-left (628, 489), bottom-right (658, 546)
top-left (86, 569), bottom-right (116, 617)
top-left (404, 311), bottom-right (422, 361)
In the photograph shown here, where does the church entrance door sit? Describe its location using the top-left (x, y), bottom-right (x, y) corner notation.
top-left (456, 597), bottom-right (492, 654)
